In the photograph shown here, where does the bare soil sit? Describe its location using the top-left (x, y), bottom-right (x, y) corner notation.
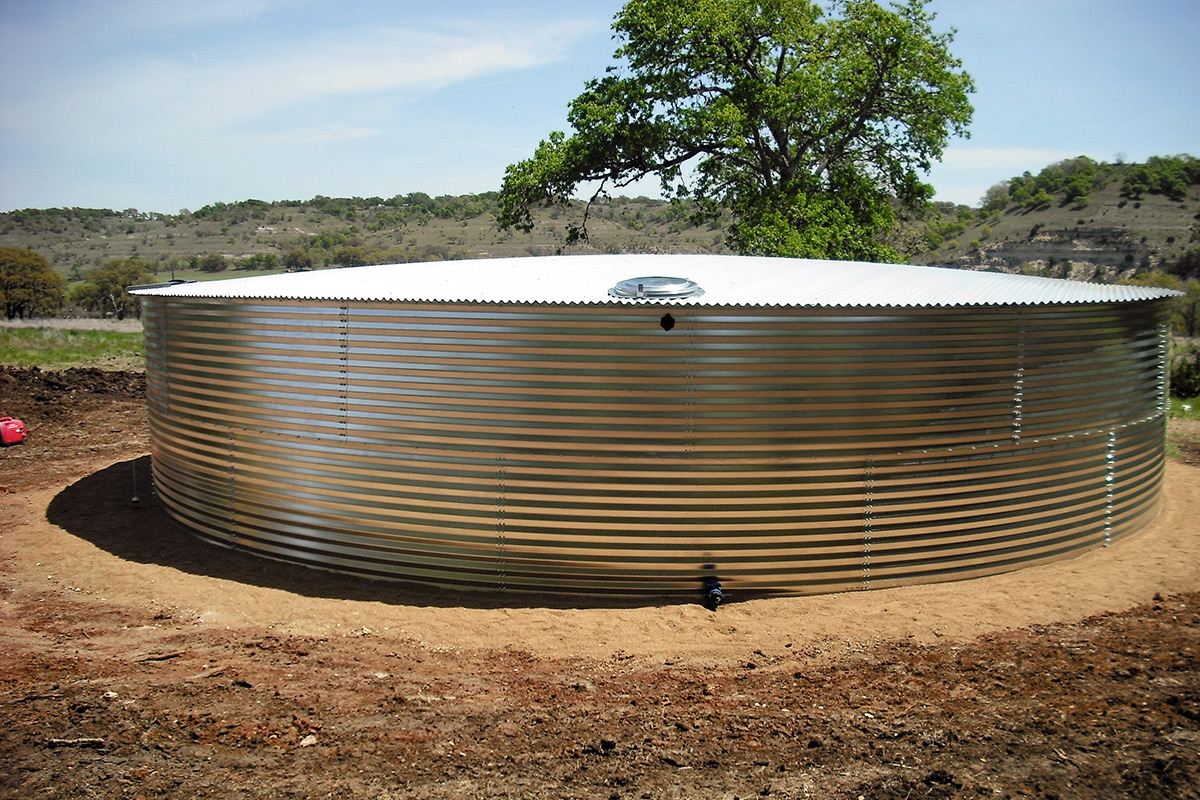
top-left (2, 366), bottom-right (1199, 799)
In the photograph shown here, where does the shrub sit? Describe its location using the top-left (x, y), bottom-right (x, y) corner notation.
top-left (281, 249), bottom-right (312, 271)
top-left (332, 246), bottom-right (370, 266)
top-left (197, 254), bottom-right (228, 273)
top-left (237, 253), bottom-right (279, 271)
top-left (1027, 189), bottom-right (1054, 210)
top-left (1171, 249), bottom-right (1200, 280)
top-left (1172, 344), bottom-right (1200, 398)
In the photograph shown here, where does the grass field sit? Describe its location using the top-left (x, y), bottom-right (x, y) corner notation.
top-left (0, 325), bottom-right (144, 370)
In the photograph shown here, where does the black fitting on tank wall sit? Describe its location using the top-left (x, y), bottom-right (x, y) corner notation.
top-left (702, 575), bottom-right (723, 610)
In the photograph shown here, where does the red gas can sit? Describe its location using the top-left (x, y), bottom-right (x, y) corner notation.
top-left (1, 416), bottom-right (27, 445)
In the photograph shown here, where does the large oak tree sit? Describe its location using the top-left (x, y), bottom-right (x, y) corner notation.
top-left (498, 0), bottom-right (974, 261)
top-left (0, 247), bottom-right (66, 320)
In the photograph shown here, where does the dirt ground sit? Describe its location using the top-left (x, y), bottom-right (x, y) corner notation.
top-left (2, 366), bottom-right (1199, 799)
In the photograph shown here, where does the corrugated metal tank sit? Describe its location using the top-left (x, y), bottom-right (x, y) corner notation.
top-left (134, 255), bottom-right (1178, 597)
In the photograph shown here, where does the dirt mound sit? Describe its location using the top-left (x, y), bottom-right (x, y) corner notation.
top-left (0, 366), bottom-right (145, 415)
top-left (0, 367), bottom-right (147, 493)
top-left (1, 369), bottom-right (1199, 798)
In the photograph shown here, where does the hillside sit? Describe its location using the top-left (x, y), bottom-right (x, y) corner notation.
top-left (0, 194), bottom-right (732, 284)
top-left (1, 156), bottom-right (1197, 285)
top-left (905, 155), bottom-right (1200, 282)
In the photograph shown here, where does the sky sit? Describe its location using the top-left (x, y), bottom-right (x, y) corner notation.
top-left (1, 0), bottom-right (1197, 214)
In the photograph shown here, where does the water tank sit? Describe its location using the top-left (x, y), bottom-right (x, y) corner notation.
top-left (133, 255), bottom-right (1178, 596)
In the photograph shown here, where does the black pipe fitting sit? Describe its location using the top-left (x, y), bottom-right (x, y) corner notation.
top-left (702, 576), bottom-right (723, 610)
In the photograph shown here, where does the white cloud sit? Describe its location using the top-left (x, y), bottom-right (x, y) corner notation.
top-left (0, 4), bottom-right (610, 210)
top-left (14, 26), bottom-right (571, 136)
top-left (938, 147), bottom-right (1079, 172)
top-left (217, 29), bottom-right (554, 113)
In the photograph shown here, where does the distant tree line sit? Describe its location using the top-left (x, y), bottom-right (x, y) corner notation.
top-left (982, 155), bottom-right (1200, 214)
top-left (1120, 156), bottom-right (1200, 201)
top-left (187, 192), bottom-right (501, 227)
top-left (0, 192), bottom-right (705, 239)
top-left (0, 206), bottom-right (174, 235)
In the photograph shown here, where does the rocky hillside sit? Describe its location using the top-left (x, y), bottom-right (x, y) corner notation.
top-left (905, 156), bottom-right (1200, 282)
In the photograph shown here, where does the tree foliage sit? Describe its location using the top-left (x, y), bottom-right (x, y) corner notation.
top-left (69, 258), bottom-right (155, 320)
top-left (237, 253), bottom-right (280, 271)
top-left (1121, 156), bottom-right (1200, 201)
top-left (196, 254), bottom-right (228, 273)
top-left (497, 0), bottom-right (974, 261)
top-left (1122, 271), bottom-right (1200, 338)
top-left (986, 155), bottom-right (1198, 211)
top-left (1181, 280), bottom-right (1200, 339)
top-left (1172, 249), bottom-right (1200, 282)
top-left (0, 246), bottom-right (67, 320)
top-left (283, 249), bottom-right (315, 271)
top-left (1172, 341), bottom-right (1200, 399)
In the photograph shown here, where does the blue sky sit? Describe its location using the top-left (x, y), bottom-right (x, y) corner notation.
top-left (1, 0), bottom-right (1197, 213)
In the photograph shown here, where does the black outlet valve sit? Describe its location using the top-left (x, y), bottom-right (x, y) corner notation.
top-left (702, 576), bottom-right (724, 610)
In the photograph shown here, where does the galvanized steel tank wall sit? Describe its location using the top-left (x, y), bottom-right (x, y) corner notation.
top-left (140, 296), bottom-right (1172, 596)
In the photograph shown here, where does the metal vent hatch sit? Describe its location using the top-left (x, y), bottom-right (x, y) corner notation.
top-left (608, 275), bottom-right (704, 299)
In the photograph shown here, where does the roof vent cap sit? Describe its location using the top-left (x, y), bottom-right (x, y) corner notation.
top-left (609, 275), bottom-right (704, 300)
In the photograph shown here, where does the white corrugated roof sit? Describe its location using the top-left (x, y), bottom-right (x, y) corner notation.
top-left (131, 254), bottom-right (1180, 307)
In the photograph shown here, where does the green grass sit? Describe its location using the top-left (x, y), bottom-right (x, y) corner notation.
top-left (0, 327), bottom-right (144, 370)
top-left (1168, 396), bottom-right (1200, 418)
top-left (1166, 396), bottom-right (1200, 463)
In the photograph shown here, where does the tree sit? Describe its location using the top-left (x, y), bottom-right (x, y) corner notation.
top-left (1180, 279), bottom-right (1200, 338)
top-left (333, 246), bottom-right (371, 267)
top-left (1172, 341), bottom-right (1200, 399)
top-left (497, 0), bottom-right (973, 261)
top-left (1172, 248), bottom-right (1200, 281)
top-left (1122, 271), bottom-right (1200, 337)
top-left (238, 253), bottom-right (280, 271)
top-left (197, 253), bottom-right (228, 273)
top-left (69, 258), bottom-right (155, 320)
top-left (1009, 184), bottom-right (1032, 207)
top-left (1027, 189), bottom-right (1054, 210)
top-left (980, 182), bottom-right (1010, 212)
top-left (0, 246), bottom-right (67, 320)
top-left (283, 249), bottom-right (314, 271)
top-left (1121, 155), bottom-right (1199, 201)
